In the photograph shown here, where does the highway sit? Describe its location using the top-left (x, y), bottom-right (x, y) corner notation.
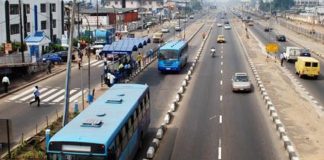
top-left (0, 12), bottom-right (207, 155)
top-left (152, 14), bottom-right (287, 160)
top-left (247, 15), bottom-right (324, 107)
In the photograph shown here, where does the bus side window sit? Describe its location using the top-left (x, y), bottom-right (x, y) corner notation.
top-left (121, 126), bottom-right (128, 149)
top-left (115, 134), bottom-right (122, 158)
top-left (133, 110), bottom-right (138, 129)
top-left (146, 93), bottom-right (150, 109)
top-left (108, 145), bottom-right (116, 160)
top-left (142, 101), bottom-right (146, 114)
top-left (128, 118), bottom-right (133, 139)
top-left (137, 105), bottom-right (142, 120)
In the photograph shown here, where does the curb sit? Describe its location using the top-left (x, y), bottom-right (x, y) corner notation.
top-left (233, 21), bottom-right (299, 160)
top-left (144, 24), bottom-right (213, 159)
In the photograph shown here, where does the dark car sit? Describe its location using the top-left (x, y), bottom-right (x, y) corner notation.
top-left (300, 49), bottom-right (311, 57)
top-left (224, 21), bottom-right (229, 24)
top-left (55, 51), bottom-right (76, 62)
top-left (276, 35), bottom-right (286, 42)
top-left (264, 27), bottom-right (272, 32)
top-left (42, 53), bottom-right (62, 63)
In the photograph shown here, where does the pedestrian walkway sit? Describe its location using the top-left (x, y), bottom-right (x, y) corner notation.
top-left (6, 86), bottom-right (87, 105)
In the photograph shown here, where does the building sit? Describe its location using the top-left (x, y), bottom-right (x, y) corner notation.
top-left (0, 0), bottom-right (64, 45)
top-left (104, 0), bottom-right (164, 11)
top-left (295, 0), bottom-right (319, 7)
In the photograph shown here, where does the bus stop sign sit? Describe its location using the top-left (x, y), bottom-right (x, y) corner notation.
top-left (265, 43), bottom-right (279, 54)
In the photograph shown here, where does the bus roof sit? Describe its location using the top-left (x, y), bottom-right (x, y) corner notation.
top-left (49, 84), bottom-right (148, 145)
top-left (159, 40), bottom-right (187, 51)
top-left (297, 56), bottom-right (319, 62)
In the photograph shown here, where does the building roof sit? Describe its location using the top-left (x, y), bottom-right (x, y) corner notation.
top-left (81, 8), bottom-right (137, 14)
top-left (24, 31), bottom-right (51, 45)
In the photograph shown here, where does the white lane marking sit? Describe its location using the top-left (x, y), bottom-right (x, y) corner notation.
top-left (21, 88), bottom-right (48, 101)
top-left (221, 50), bottom-right (223, 54)
top-left (218, 139), bottom-right (222, 160)
top-left (40, 88), bottom-right (58, 99)
top-left (9, 88), bottom-right (34, 101)
top-left (43, 89), bottom-right (65, 102)
top-left (91, 60), bottom-right (103, 66)
top-left (221, 55), bottom-right (223, 59)
top-left (69, 90), bottom-right (85, 102)
top-left (53, 89), bottom-right (77, 103)
top-left (220, 80), bottom-right (223, 85)
top-left (209, 115), bottom-right (217, 120)
top-left (220, 95), bottom-right (223, 102)
top-left (221, 62), bottom-right (223, 65)
top-left (219, 115), bottom-right (222, 124)
top-left (221, 70), bottom-right (223, 74)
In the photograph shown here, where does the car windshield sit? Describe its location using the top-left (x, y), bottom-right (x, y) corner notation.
top-left (159, 50), bottom-right (178, 60)
top-left (234, 75), bottom-right (249, 82)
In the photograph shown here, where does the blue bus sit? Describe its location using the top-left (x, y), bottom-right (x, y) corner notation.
top-left (158, 40), bottom-right (189, 72)
top-left (47, 84), bottom-right (150, 160)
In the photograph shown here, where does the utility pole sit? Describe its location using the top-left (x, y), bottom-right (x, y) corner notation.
top-left (78, 2), bottom-right (80, 39)
top-left (63, 0), bottom-right (77, 127)
top-left (97, 0), bottom-right (99, 29)
top-left (19, 0), bottom-right (25, 63)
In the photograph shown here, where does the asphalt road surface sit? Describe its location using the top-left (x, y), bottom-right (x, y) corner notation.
top-left (247, 15), bottom-right (324, 108)
top-left (152, 14), bottom-right (287, 160)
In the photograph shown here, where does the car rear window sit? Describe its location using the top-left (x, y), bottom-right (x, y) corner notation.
top-left (312, 62), bottom-right (318, 67)
top-left (305, 62), bottom-right (311, 67)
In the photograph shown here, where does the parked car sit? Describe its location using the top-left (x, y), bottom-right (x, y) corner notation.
top-left (55, 51), bottom-right (76, 62)
top-left (232, 72), bottom-right (252, 92)
top-left (276, 35), bottom-right (286, 42)
top-left (42, 53), bottom-right (62, 63)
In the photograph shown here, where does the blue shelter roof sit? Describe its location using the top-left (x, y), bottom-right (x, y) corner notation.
top-left (24, 31), bottom-right (51, 43)
top-left (102, 37), bottom-right (151, 55)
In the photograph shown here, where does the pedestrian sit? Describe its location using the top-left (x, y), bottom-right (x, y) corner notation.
top-left (2, 75), bottom-right (10, 93)
top-left (78, 59), bottom-right (82, 70)
top-left (46, 61), bottom-right (52, 74)
top-left (136, 53), bottom-right (143, 70)
top-left (30, 86), bottom-right (40, 107)
top-left (280, 52), bottom-right (285, 67)
top-left (95, 49), bottom-right (101, 60)
top-left (106, 72), bottom-right (116, 87)
top-left (147, 27), bottom-right (150, 34)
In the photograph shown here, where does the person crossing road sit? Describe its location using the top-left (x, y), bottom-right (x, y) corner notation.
top-left (29, 86), bottom-right (40, 107)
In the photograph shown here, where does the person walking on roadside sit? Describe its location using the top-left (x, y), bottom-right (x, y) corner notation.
top-left (46, 61), bottom-right (52, 74)
top-left (30, 86), bottom-right (40, 107)
top-left (2, 75), bottom-right (10, 93)
top-left (106, 72), bottom-right (116, 87)
top-left (279, 52), bottom-right (285, 67)
top-left (136, 53), bottom-right (143, 70)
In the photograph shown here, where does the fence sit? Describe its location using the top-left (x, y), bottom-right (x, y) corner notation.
top-left (0, 54), bottom-right (32, 65)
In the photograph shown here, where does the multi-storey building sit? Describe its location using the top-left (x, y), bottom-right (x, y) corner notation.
top-left (295, 0), bottom-right (320, 7)
top-left (0, 0), bottom-right (64, 45)
top-left (104, 0), bottom-right (164, 11)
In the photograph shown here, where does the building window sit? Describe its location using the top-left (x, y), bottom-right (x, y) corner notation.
top-left (10, 4), bottom-right (19, 15)
top-left (26, 22), bottom-right (31, 32)
top-left (149, 1), bottom-right (152, 5)
top-left (26, 4), bottom-right (30, 14)
top-left (41, 21), bottom-right (47, 30)
top-left (131, 1), bottom-right (133, 4)
top-left (10, 24), bottom-right (20, 35)
top-left (41, 4), bottom-right (46, 13)
top-left (53, 19), bottom-right (56, 28)
top-left (51, 4), bottom-right (56, 12)
top-left (115, 1), bottom-right (118, 5)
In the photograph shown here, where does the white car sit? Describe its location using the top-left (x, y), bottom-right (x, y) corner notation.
top-left (224, 24), bottom-right (231, 30)
top-left (175, 26), bottom-right (181, 31)
top-left (232, 73), bottom-right (252, 92)
top-left (217, 23), bottom-right (223, 27)
top-left (161, 28), bottom-right (169, 33)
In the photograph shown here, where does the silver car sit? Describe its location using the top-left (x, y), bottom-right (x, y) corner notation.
top-left (232, 73), bottom-right (252, 92)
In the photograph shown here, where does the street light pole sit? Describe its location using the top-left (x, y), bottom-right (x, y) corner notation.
top-left (63, 0), bottom-right (76, 126)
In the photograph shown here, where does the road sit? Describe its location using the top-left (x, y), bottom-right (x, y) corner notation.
top-left (0, 12), bottom-right (206, 155)
top-left (152, 14), bottom-right (287, 160)
top-left (247, 15), bottom-right (324, 108)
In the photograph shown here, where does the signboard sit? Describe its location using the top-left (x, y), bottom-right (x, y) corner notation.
top-left (265, 43), bottom-right (279, 54)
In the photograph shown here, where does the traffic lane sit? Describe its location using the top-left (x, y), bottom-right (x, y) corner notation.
top-left (134, 23), bottom-right (212, 159)
top-left (154, 24), bottom-right (222, 160)
top-left (221, 27), bottom-right (286, 160)
top-left (251, 21), bottom-right (324, 106)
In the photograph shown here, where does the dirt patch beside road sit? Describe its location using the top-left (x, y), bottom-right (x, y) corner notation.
top-left (233, 18), bottom-right (324, 160)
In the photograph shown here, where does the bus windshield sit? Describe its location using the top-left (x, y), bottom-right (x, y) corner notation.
top-left (48, 154), bottom-right (107, 160)
top-left (159, 50), bottom-right (178, 60)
